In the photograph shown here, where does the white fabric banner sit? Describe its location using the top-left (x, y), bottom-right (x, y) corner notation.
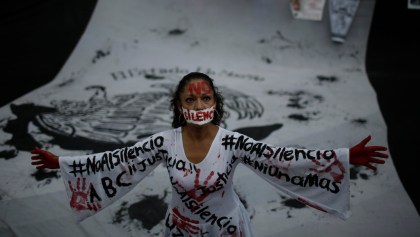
top-left (1, 0), bottom-right (419, 236)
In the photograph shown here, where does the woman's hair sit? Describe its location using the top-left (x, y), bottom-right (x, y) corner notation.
top-left (170, 72), bottom-right (224, 128)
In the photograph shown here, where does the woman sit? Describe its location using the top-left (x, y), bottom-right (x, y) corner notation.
top-left (31, 72), bottom-right (388, 236)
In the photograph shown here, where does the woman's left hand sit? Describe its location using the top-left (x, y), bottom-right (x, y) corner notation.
top-left (349, 135), bottom-right (389, 170)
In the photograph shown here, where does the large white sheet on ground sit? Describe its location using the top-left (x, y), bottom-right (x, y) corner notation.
top-left (1, 0), bottom-right (419, 236)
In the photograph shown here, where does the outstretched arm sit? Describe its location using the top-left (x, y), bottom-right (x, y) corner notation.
top-left (350, 135), bottom-right (388, 171)
top-left (31, 147), bottom-right (60, 169)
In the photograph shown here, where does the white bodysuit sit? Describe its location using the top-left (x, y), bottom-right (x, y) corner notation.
top-left (59, 126), bottom-right (350, 236)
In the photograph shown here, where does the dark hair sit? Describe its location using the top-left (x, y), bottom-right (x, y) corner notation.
top-left (170, 72), bottom-right (224, 128)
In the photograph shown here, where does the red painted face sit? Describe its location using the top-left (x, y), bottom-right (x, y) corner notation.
top-left (179, 79), bottom-right (215, 111)
top-left (187, 80), bottom-right (212, 96)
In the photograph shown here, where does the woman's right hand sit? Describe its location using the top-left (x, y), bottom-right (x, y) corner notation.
top-left (31, 147), bottom-right (60, 169)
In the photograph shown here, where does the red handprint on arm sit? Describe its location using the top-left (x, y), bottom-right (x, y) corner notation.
top-left (68, 177), bottom-right (101, 212)
top-left (307, 151), bottom-right (346, 182)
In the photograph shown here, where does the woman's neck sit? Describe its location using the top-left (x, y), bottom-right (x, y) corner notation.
top-left (182, 123), bottom-right (218, 140)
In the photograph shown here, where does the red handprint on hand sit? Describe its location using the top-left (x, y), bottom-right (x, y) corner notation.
top-left (68, 177), bottom-right (101, 212)
top-left (30, 147), bottom-right (59, 169)
top-left (350, 135), bottom-right (388, 171)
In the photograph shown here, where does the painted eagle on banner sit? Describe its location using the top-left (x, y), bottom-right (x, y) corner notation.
top-left (1, 83), bottom-right (282, 157)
